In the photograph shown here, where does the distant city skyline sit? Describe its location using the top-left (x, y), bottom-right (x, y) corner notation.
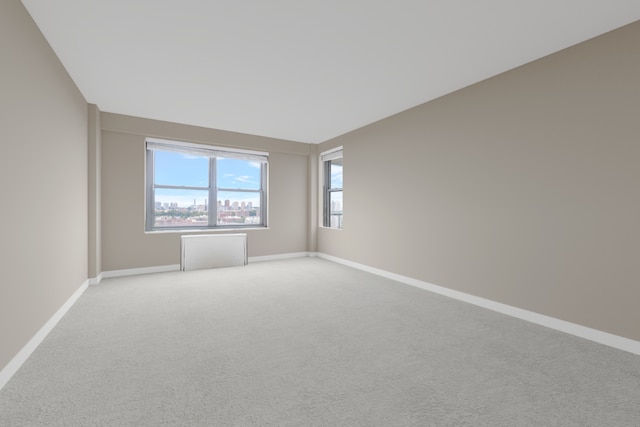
top-left (154, 196), bottom-right (262, 227)
top-left (153, 194), bottom-right (261, 209)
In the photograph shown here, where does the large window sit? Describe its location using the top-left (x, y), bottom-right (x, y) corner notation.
top-left (145, 138), bottom-right (268, 231)
top-left (321, 147), bottom-right (343, 228)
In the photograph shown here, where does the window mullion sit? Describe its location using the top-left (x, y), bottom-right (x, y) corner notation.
top-left (146, 149), bottom-right (155, 231)
top-left (324, 160), bottom-right (330, 227)
top-left (209, 157), bottom-right (216, 227)
top-left (217, 188), bottom-right (262, 193)
top-left (261, 163), bottom-right (267, 226)
top-left (155, 184), bottom-right (209, 191)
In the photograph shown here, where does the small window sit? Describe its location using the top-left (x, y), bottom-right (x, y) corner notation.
top-left (145, 138), bottom-right (268, 231)
top-left (321, 147), bottom-right (343, 228)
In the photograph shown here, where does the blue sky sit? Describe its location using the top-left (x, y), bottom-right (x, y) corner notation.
top-left (331, 163), bottom-right (343, 188)
top-left (154, 152), bottom-right (262, 207)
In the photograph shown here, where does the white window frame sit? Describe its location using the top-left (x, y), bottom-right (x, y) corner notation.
top-left (321, 146), bottom-right (343, 229)
top-left (145, 138), bottom-right (268, 231)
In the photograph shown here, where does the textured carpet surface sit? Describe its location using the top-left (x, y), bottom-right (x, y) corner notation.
top-left (1, 258), bottom-right (639, 426)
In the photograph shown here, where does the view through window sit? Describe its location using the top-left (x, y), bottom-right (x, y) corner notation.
top-left (321, 147), bottom-right (343, 228)
top-left (145, 139), bottom-right (268, 230)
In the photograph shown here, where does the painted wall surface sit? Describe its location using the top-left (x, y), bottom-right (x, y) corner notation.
top-left (101, 114), bottom-right (310, 271)
top-left (0, 0), bottom-right (88, 370)
top-left (88, 104), bottom-right (102, 279)
top-left (318, 22), bottom-right (640, 341)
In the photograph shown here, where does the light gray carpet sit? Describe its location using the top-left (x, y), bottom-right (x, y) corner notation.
top-left (1, 258), bottom-right (639, 426)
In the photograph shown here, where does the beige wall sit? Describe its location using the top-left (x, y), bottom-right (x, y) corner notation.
top-left (318, 21), bottom-right (640, 341)
top-left (101, 113), bottom-right (310, 271)
top-left (0, 0), bottom-right (88, 370)
top-left (88, 104), bottom-right (102, 278)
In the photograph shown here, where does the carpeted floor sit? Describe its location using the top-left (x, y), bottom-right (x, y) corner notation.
top-left (1, 257), bottom-right (639, 426)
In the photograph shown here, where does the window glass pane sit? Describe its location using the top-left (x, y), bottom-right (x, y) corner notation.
top-left (217, 158), bottom-right (261, 190)
top-left (329, 190), bottom-right (343, 228)
top-left (154, 188), bottom-right (209, 227)
top-left (146, 139), bottom-right (269, 231)
top-left (330, 158), bottom-right (343, 189)
top-left (155, 150), bottom-right (209, 187)
top-left (217, 191), bottom-right (261, 225)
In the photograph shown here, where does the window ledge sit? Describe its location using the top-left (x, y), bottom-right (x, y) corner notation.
top-left (145, 227), bottom-right (270, 235)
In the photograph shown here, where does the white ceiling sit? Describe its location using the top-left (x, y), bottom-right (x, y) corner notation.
top-left (21, 1), bottom-right (640, 144)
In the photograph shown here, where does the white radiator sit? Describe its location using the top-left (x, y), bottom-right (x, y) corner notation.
top-left (180, 233), bottom-right (248, 271)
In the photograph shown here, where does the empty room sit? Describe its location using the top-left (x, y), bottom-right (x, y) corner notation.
top-left (1, 0), bottom-right (640, 425)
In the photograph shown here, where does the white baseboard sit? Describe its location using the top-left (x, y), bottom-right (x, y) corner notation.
top-left (249, 252), bottom-right (310, 263)
top-left (0, 279), bottom-right (89, 391)
top-left (88, 272), bottom-right (103, 286)
top-left (100, 264), bottom-right (180, 280)
top-left (99, 252), bottom-right (313, 279)
top-left (317, 253), bottom-right (640, 357)
top-left (8, 252), bottom-right (633, 396)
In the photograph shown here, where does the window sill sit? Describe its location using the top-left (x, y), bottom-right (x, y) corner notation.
top-left (145, 227), bottom-right (270, 235)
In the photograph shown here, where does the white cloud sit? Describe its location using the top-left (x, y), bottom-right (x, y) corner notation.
top-left (235, 175), bottom-right (257, 184)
